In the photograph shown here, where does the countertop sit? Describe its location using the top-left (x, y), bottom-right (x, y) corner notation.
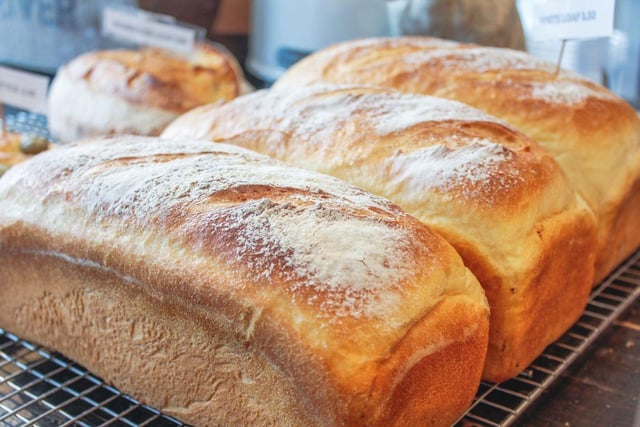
top-left (518, 297), bottom-right (640, 427)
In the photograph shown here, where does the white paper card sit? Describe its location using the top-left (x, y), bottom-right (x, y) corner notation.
top-left (0, 66), bottom-right (49, 115)
top-left (102, 7), bottom-right (196, 54)
top-left (527, 0), bottom-right (615, 41)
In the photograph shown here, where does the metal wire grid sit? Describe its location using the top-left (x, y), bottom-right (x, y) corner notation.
top-left (0, 332), bottom-right (186, 427)
top-left (457, 249), bottom-right (640, 427)
top-left (1, 110), bottom-right (639, 426)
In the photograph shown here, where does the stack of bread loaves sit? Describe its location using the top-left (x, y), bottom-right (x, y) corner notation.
top-left (47, 44), bottom-right (246, 143)
top-left (163, 84), bottom-right (598, 382)
top-left (274, 36), bottom-right (640, 284)
top-left (1, 35), bottom-right (638, 426)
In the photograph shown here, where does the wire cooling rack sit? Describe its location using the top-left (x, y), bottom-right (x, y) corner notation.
top-left (0, 335), bottom-right (185, 427)
top-left (1, 111), bottom-right (640, 426)
top-left (456, 249), bottom-right (640, 426)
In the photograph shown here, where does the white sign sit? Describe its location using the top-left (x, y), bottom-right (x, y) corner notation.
top-left (0, 66), bottom-right (49, 115)
top-left (526, 0), bottom-right (615, 41)
top-left (102, 7), bottom-right (197, 54)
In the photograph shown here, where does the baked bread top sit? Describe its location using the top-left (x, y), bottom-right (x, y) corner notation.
top-left (274, 36), bottom-right (640, 281)
top-left (274, 37), bottom-right (639, 210)
top-left (164, 84), bottom-right (581, 231)
top-left (47, 44), bottom-right (247, 143)
top-left (0, 136), bottom-right (489, 425)
top-left (163, 84), bottom-right (598, 381)
top-left (61, 45), bottom-right (241, 113)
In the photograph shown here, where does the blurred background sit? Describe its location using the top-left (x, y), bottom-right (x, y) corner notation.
top-left (0, 0), bottom-right (638, 106)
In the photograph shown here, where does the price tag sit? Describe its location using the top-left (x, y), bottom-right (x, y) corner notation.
top-left (102, 6), bottom-right (202, 54)
top-left (526, 0), bottom-right (615, 41)
top-left (0, 66), bottom-right (50, 115)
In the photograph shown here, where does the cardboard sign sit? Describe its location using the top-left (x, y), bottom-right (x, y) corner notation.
top-left (525, 0), bottom-right (615, 41)
top-left (0, 66), bottom-right (49, 115)
top-left (102, 7), bottom-right (199, 54)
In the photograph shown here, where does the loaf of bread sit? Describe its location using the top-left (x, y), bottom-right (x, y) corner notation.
top-left (0, 136), bottom-right (490, 426)
top-left (274, 36), bottom-right (640, 283)
top-left (162, 84), bottom-right (598, 382)
top-left (47, 44), bottom-right (245, 143)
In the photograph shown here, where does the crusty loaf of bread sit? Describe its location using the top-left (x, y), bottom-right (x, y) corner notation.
top-left (47, 44), bottom-right (244, 143)
top-left (0, 136), bottom-right (489, 426)
top-left (274, 36), bottom-right (640, 284)
top-left (162, 84), bottom-right (598, 382)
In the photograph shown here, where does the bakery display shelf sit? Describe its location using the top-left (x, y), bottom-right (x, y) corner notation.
top-left (1, 110), bottom-right (639, 426)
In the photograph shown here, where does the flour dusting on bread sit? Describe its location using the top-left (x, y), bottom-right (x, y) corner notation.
top-left (215, 199), bottom-right (413, 318)
top-left (402, 46), bottom-right (553, 73)
top-left (530, 80), bottom-right (618, 105)
top-left (192, 85), bottom-right (511, 140)
top-left (9, 137), bottom-right (420, 319)
top-left (370, 94), bottom-right (506, 135)
top-left (386, 138), bottom-right (521, 198)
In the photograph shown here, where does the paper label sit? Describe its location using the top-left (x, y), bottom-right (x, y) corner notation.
top-left (527, 0), bottom-right (615, 41)
top-left (102, 7), bottom-right (197, 54)
top-left (0, 65), bottom-right (49, 115)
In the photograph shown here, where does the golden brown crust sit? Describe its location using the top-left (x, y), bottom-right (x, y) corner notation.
top-left (163, 85), bottom-right (598, 381)
top-left (451, 203), bottom-right (596, 381)
top-left (0, 136), bottom-right (489, 426)
top-left (64, 46), bottom-right (240, 112)
top-left (364, 296), bottom-right (489, 426)
top-left (47, 44), bottom-right (245, 142)
top-left (275, 36), bottom-right (640, 283)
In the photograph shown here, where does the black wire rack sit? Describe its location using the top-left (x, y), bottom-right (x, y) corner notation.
top-left (456, 249), bottom-right (640, 426)
top-left (1, 111), bottom-right (639, 426)
top-left (0, 334), bottom-right (185, 427)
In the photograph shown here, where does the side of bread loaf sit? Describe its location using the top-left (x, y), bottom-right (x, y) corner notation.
top-left (274, 36), bottom-right (640, 283)
top-left (0, 136), bottom-right (489, 426)
top-left (48, 45), bottom-right (243, 143)
top-left (162, 85), bottom-right (598, 382)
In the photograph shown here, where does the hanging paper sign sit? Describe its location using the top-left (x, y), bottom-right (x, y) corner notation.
top-left (0, 66), bottom-right (49, 115)
top-left (102, 6), bottom-right (204, 54)
top-left (525, 0), bottom-right (615, 41)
